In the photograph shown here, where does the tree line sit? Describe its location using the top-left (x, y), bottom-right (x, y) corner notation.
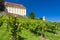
top-left (0, 0), bottom-right (5, 11)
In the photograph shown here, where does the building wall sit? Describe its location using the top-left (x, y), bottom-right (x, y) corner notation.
top-left (5, 6), bottom-right (26, 16)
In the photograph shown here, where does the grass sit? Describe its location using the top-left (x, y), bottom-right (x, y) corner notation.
top-left (18, 29), bottom-right (40, 40)
top-left (0, 26), bottom-right (40, 40)
top-left (0, 16), bottom-right (60, 40)
top-left (45, 31), bottom-right (60, 40)
top-left (0, 26), bottom-right (11, 40)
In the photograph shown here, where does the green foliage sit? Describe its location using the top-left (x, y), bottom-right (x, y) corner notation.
top-left (0, 15), bottom-right (60, 40)
top-left (29, 12), bottom-right (35, 19)
top-left (0, 0), bottom-right (5, 11)
top-left (39, 17), bottom-right (43, 20)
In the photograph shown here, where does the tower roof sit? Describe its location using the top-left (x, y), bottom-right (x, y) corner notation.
top-left (5, 2), bottom-right (26, 9)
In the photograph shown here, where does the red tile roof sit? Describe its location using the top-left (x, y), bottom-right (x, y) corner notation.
top-left (5, 2), bottom-right (26, 9)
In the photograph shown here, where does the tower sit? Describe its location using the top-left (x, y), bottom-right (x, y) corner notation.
top-left (43, 16), bottom-right (45, 21)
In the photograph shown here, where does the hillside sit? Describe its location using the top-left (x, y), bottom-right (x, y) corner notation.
top-left (0, 15), bottom-right (60, 40)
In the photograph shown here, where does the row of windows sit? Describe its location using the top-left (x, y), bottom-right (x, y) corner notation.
top-left (7, 7), bottom-right (26, 15)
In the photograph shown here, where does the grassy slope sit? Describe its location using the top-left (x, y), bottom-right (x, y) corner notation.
top-left (0, 16), bottom-right (60, 40)
top-left (0, 16), bottom-right (41, 40)
top-left (19, 18), bottom-right (60, 40)
top-left (0, 26), bottom-right (40, 40)
top-left (20, 29), bottom-right (40, 40)
top-left (45, 31), bottom-right (60, 40)
top-left (0, 25), bottom-right (11, 40)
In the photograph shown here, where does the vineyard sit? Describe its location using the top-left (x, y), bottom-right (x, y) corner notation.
top-left (0, 15), bottom-right (60, 40)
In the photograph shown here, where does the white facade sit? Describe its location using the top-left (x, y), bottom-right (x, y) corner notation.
top-left (4, 2), bottom-right (26, 16)
top-left (5, 6), bottom-right (26, 16)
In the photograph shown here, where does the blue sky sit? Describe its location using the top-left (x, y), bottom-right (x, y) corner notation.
top-left (5, 0), bottom-right (60, 22)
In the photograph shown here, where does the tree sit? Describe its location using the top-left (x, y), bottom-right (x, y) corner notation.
top-left (29, 12), bottom-right (35, 19)
top-left (39, 17), bottom-right (43, 20)
top-left (0, 0), bottom-right (5, 11)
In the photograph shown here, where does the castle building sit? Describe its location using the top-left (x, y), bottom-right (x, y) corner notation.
top-left (4, 2), bottom-right (26, 16)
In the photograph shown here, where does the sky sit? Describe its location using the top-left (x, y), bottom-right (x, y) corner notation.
top-left (5, 0), bottom-right (60, 22)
